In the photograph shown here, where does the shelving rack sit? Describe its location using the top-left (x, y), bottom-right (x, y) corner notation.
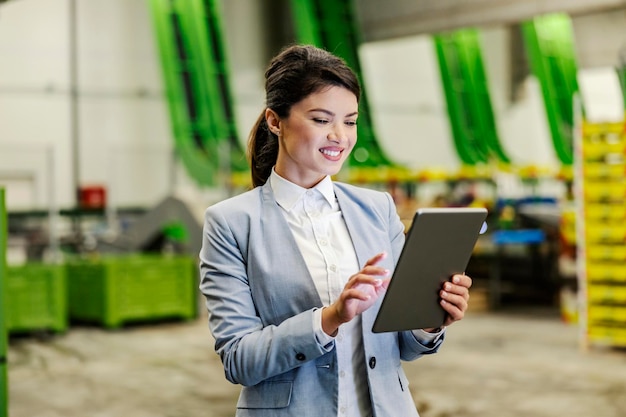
top-left (575, 113), bottom-right (626, 349)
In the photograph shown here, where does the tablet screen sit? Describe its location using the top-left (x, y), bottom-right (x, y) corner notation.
top-left (372, 207), bottom-right (488, 333)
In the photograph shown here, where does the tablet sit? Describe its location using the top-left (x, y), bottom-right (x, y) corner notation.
top-left (372, 207), bottom-right (488, 333)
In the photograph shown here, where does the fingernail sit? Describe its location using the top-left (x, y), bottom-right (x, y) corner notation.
top-left (453, 276), bottom-right (460, 283)
top-left (375, 279), bottom-right (382, 286)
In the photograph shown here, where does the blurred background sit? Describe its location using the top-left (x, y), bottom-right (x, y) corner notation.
top-left (0, 0), bottom-right (625, 416)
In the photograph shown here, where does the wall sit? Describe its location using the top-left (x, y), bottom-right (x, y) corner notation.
top-left (0, 0), bottom-right (72, 210)
top-left (0, 0), bottom-right (172, 211)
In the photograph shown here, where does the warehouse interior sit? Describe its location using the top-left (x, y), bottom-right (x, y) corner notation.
top-left (1, 0), bottom-right (626, 416)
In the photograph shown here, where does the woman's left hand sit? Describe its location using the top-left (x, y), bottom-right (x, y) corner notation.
top-left (439, 273), bottom-right (472, 327)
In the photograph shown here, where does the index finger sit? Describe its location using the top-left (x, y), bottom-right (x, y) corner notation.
top-left (451, 274), bottom-right (472, 288)
top-left (365, 252), bottom-right (387, 267)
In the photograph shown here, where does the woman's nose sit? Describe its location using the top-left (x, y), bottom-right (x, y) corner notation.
top-left (327, 126), bottom-right (344, 141)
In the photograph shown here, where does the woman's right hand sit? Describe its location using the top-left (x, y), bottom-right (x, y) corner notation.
top-left (321, 252), bottom-right (391, 336)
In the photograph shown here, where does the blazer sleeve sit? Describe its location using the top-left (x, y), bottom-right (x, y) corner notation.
top-left (199, 203), bottom-right (329, 387)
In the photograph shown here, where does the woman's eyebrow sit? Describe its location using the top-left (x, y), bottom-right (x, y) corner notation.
top-left (308, 108), bottom-right (358, 118)
top-left (308, 108), bottom-right (334, 116)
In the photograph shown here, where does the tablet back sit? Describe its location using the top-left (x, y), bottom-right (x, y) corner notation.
top-left (372, 207), bottom-right (487, 333)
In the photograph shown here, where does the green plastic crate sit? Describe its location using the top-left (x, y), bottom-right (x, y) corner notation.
top-left (6, 263), bottom-right (67, 334)
top-left (1, 188), bottom-right (7, 356)
top-left (0, 363), bottom-right (6, 417)
top-left (66, 255), bottom-right (197, 328)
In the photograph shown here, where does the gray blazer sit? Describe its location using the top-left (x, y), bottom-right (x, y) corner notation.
top-left (199, 180), bottom-right (443, 417)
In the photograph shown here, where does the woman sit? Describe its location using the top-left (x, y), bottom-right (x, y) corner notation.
top-left (199, 44), bottom-right (472, 417)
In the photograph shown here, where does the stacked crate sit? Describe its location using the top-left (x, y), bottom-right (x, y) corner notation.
top-left (5, 263), bottom-right (67, 334)
top-left (577, 117), bottom-right (626, 348)
top-left (558, 207), bottom-right (578, 323)
top-left (66, 255), bottom-right (197, 328)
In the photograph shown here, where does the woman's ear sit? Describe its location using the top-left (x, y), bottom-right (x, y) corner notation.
top-left (265, 108), bottom-right (281, 136)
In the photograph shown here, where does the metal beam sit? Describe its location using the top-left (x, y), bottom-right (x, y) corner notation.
top-left (356, 0), bottom-right (626, 41)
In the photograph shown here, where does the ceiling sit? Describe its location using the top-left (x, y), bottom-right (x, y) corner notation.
top-left (355, 0), bottom-right (626, 41)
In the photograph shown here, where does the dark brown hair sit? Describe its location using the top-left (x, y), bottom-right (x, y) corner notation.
top-left (247, 44), bottom-right (361, 187)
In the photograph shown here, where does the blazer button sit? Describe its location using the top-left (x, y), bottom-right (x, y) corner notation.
top-left (368, 357), bottom-right (376, 369)
top-left (296, 353), bottom-right (306, 361)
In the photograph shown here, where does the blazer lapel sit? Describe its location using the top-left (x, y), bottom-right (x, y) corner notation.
top-left (334, 185), bottom-right (378, 268)
top-left (334, 185), bottom-right (393, 329)
top-left (259, 183), bottom-right (322, 312)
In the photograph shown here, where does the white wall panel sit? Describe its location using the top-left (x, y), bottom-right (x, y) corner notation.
top-left (0, 0), bottom-right (70, 88)
top-left (359, 36), bottom-right (460, 171)
top-left (0, 0), bottom-right (172, 210)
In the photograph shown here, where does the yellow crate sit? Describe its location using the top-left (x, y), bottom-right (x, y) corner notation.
top-left (587, 262), bottom-right (626, 281)
top-left (582, 120), bottom-right (625, 136)
top-left (588, 286), bottom-right (626, 303)
top-left (587, 246), bottom-right (626, 261)
top-left (582, 141), bottom-right (626, 159)
top-left (561, 209), bottom-right (576, 224)
top-left (585, 204), bottom-right (626, 221)
top-left (583, 163), bottom-right (625, 179)
top-left (585, 224), bottom-right (626, 243)
top-left (560, 224), bottom-right (576, 245)
top-left (588, 326), bottom-right (626, 347)
top-left (581, 143), bottom-right (603, 160)
top-left (588, 306), bottom-right (626, 322)
top-left (584, 182), bottom-right (626, 202)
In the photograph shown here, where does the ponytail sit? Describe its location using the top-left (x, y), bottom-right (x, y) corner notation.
top-left (246, 45), bottom-right (360, 187)
top-left (247, 111), bottom-right (279, 187)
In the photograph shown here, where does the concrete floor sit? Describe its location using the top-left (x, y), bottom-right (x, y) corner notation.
top-left (7, 308), bottom-right (626, 417)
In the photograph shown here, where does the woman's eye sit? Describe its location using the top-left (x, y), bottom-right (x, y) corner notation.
top-left (314, 118), bottom-right (329, 124)
top-left (345, 120), bottom-right (357, 126)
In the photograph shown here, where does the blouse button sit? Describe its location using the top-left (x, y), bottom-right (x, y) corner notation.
top-left (296, 353), bottom-right (306, 361)
top-left (369, 356), bottom-right (376, 369)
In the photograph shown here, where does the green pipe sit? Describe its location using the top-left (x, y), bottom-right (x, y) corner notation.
top-left (147, 0), bottom-right (246, 186)
top-left (522, 14), bottom-right (580, 165)
top-left (434, 29), bottom-right (512, 165)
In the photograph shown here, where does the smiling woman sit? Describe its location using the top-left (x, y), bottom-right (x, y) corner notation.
top-left (246, 45), bottom-right (362, 189)
top-left (267, 85), bottom-right (358, 188)
top-left (198, 44), bottom-right (474, 417)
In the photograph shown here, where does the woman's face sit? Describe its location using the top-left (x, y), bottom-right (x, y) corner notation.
top-left (268, 86), bottom-right (358, 188)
